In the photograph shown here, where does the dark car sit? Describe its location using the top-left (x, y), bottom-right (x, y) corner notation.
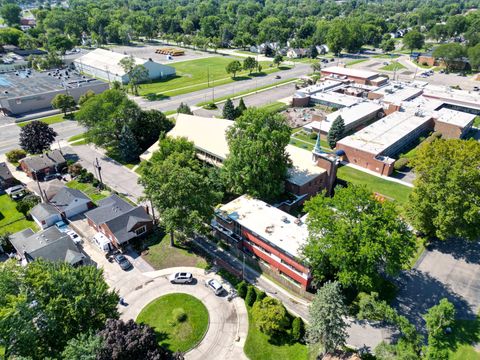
top-left (114, 254), bottom-right (132, 270)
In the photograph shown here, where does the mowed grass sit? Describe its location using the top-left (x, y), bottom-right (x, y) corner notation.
top-left (380, 61), bottom-right (407, 71)
top-left (336, 165), bottom-right (412, 204)
top-left (137, 293), bottom-right (209, 353)
top-left (0, 194), bottom-right (37, 235)
top-left (244, 305), bottom-right (307, 360)
top-left (258, 102), bottom-right (288, 114)
top-left (448, 314), bottom-right (480, 360)
top-left (17, 113), bottom-right (67, 127)
top-left (142, 233), bottom-right (208, 270)
top-left (66, 180), bottom-right (110, 204)
top-left (138, 57), bottom-right (279, 97)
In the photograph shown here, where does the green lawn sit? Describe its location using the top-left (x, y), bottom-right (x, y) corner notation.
top-left (258, 102), bottom-right (288, 114)
top-left (142, 233), bottom-right (208, 270)
top-left (336, 165), bottom-right (412, 204)
top-left (138, 57), bottom-right (280, 98)
top-left (137, 293), bottom-right (209, 353)
top-left (380, 61), bottom-right (407, 71)
top-left (372, 54), bottom-right (400, 59)
top-left (291, 131), bottom-right (331, 151)
top-left (66, 181), bottom-right (110, 204)
top-left (17, 113), bottom-right (69, 128)
top-left (448, 314), bottom-right (480, 360)
top-left (474, 116), bottom-right (480, 128)
top-left (196, 78), bottom-right (296, 107)
top-left (68, 133), bottom-right (87, 142)
top-left (0, 194), bottom-right (37, 235)
top-left (244, 305), bottom-right (307, 360)
top-left (346, 58), bottom-right (368, 66)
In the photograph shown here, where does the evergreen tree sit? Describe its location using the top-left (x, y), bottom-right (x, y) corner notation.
top-left (310, 45), bottom-right (319, 59)
top-left (327, 116), bottom-right (345, 149)
top-left (119, 125), bottom-right (140, 163)
top-left (177, 102), bottom-right (193, 115)
top-left (245, 286), bottom-right (257, 307)
top-left (222, 98), bottom-right (236, 120)
top-left (235, 98), bottom-right (247, 119)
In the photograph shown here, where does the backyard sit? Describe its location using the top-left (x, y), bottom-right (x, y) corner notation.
top-left (66, 180), bottom-right (110, 204)
top-left (136, 293), bottom-right (209, 353)
top-left (138, 57), bottom-right (282, 98)
top-left (0, 194), bottom-right (37, 235)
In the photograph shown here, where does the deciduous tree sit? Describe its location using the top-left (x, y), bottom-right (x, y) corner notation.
top-left (407, 139), bottom-right (480, 241)
top-left (432, 43), bottom-right (466, 72)
top-left (226, 60), bottom-right (242, 78)
top-left (0, 4), bottom-right (21, 26)
top-left (51, 94), bottom-right (76, 116)
top-left (222, 108), bottom-right (291, 201)
top-left (62, 333), bottom-right (103, 360)
top-left (19, 121), bottom-right (57, 154)
top-left (252, 297), bottom-right (289, 336)
top-left (307, 281), bottom-right (347, 354)
top-left (303, 185), bottom-right (416, 291)
top-left (273, 54), bottom-right (283, 67)
top-left (403, 30), bottom-right (425, 53)
top-left (243, 56), bottom-right (257, 74)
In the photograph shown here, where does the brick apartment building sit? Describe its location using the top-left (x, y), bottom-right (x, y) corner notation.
top-left (212, 195), bottom-right (312, 291)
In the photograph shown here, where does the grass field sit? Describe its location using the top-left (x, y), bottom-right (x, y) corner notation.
top-left (372, 54), bottom-right (401, 59)
top-left (139, 57), bottom-right (281, 98)
top-left (142, 233), bottom-right (208, 270)
top-left (474, 116), bottom-right (480, 127)
top-left (258, 102), bottom-right (288, 113)
top-left (291, 130), bottom-right (331, 151)
top-left (380, 61), bottom-right (407, 71)
top-left (336, 165), bottom-right (412, 204)
top-left (0, 194), bottom-right (37, 235)
top-left (17, 113), bottom-right (68, 128)
top-left (346, 58), bottom-right (368, 66)
top-left (137, 293), bottom-right (209, 353)
top-left (66, 181), bottom-right (110, 204)
top-left (244, 305), bottom-right (307, 360)
top-left (448, 314), bottom-right (480, 360)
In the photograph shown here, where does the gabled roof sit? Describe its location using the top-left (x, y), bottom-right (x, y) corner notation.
top-left (21, 150), bottom-right (66, 172)
top-left (29, 239), bottom-right (85, 265)
top-left (50, 187), bottom-right (91, 212)
top-left (85, 194), bottom-right (134, 225)
top-left (0, 162), bottom-right (13, 182)
top-left (10, 226), bottom-right (65, 253)
top-left (30, 203), bottom-right (60, 221)
top-left (104, 206), bottom-right (152, 244)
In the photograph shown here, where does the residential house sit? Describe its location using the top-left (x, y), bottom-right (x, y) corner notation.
top-left (20, 150), bottom-right (66, 180)
top-left (287, 48), bottom-right (307, 59)
top-left (85, 195), bottom-right (153, 248)
top-left (30, 203), bottom-right (62, 229)
top-left (9, 227), bottom-right (85, 266)
top-left (50, 187), bottom-right (94, 218)
top-left (316, 44), bottom-right (329, 55)
top-left (0, 162), bottom-right (15, 190)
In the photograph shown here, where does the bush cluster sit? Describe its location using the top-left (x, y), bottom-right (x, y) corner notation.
top-left (6, 149), bottom-right (27, 164)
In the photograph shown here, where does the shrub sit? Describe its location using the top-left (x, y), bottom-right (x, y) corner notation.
top-left (68, 163), bottom-right (83, 176)
top-left (78, 171), bottom-right (94, 183)
top-left (204, 102), bottom-right (218, 110)
top-left (236, 281), bottom-right (248, 299)
top-left (16, 194), bottom-right (40, 217)
top-left (6, 149), bottom-right (27, 164)
top-left (291, 317), bottom-right (305, 342)
top-left (172, 308), bottom-right (187, 324)
top-left (394, 157), bottom-right (409, 171)
top-left (256, 290), bottom-right (266, 302)
top-left (309, 132), bottom-right (318, 140)
top-left (92, 179), bottom-right (100, 188)
top-left (245, 285), bottom-right (257, 307)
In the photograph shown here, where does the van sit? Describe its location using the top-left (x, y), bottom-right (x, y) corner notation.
top-left (206, 279), bottom-right (224, 295)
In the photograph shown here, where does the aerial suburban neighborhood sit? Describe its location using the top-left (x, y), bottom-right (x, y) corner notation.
top-left (0, 0), bottom-right (479, 359)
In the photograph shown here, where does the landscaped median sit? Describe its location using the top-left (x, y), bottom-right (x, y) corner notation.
top-left (16, 113), bottom-right (71, 128)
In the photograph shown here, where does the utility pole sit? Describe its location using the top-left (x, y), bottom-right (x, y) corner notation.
top-left (242, 252), bottom-right (245, 280)
top-left (33, 171), bottom-right (44, 202)
top-left (207, 66), bottom-right (210, 87)
top-left (94, 158), bottom-right (104, 189)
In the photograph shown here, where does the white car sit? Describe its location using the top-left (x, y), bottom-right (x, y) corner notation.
top-left (206, 278), bottom-right (224, 295)
top-left (66, 229), bottom-right (82, 244)
top-left (169, 272), bottom-right (194, 284)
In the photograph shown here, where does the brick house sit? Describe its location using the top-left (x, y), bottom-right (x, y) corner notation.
top-left (20, 150), bottom-right (66, 180)
top-left (0, 162), bottom-right (15, 190)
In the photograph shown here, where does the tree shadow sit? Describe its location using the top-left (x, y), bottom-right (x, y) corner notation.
top-left (267, 331), bottom-right (298, 346)
top-left (0, 211), bottom-right (4, 222)
top-left (144, 93), bottom-right (171, 101)
top-left (232, 76), bottom-right (250, 81)
top-left (428, 237), bottom-right (480, 265)
top-left (393, 269), bottom-right (476, 334)
top-left (250, 72), bottom-right (267, 77)
top-left (278, 66), bottom-right (291, 70)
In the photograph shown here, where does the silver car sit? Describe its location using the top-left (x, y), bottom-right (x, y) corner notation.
top-left (169, 272), bottom-right (193, 284)
top-left (206, 278), bottom-right (224, 295)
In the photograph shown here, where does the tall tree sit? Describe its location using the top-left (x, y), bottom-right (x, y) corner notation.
top-left (407, 139), bottom-right (480, 241)
top-left (251, 297), bottom-right (290, 337)
top-left (226, 60), bottom-right (242, 78)
top-left (51, 94), bottom-right (76, 116)
top-left (403, 30), bottom-right (425, 53)
top-left (118, 125), bottom-right (140, 163)
top-left (140, 137), bottom-right (222, 246)
top-left (48, 34), bottom-right (74, 54)
top-left (327, 116), bottom-right (345, 148)
top-left (273, 54), bottom-right (283, 67)
top-left (432, 43), bottom-right (466, 72)
top-left (19, 121), bottom-right (57, 154)
top-left (97, 319), bottom-right (167, 360)
top-left (177, 102), bottom-right (193, 115)
top-left (468, 43), bottom-right (480, 71)
top-left (222, 107), bottom-right (291, 201)
top-left (62, 333), bottom-right (103, 360)
top-left (119, 56), bottom-right (149, 95)
top-left (222, 98), bottom-right (236, 120)
top-left (423, 299), bottom-right (456, 360)
top-left (78, 90), bottom-right (96, 106)
top-left (235, 98), bottom-right (247, 118)
top-left (310, 45), bottom-right (319, 59)
top-left (243, 56), bottom-right (257, 74)
top-left (307, 281), bottom-right (348, 354)
top-left (0, 4), bottom-right (21, 26)
top-left (131, 110), bottom-right (173, 152)
top-left (0, 260), bottom-right (118, 359)
top-left (303, 185), bottom-right (416, 291)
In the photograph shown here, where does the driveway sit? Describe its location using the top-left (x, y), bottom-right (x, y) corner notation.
top-left (394, 238), bottom-right (480, 330)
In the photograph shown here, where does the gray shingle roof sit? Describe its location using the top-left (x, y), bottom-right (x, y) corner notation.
top-left (85, 194), bottom-right (133, 225)
top-left (29, 238), bottom-right (85, 265)
top-left (0, 162), bottom-right (13, 183)
top-left (50, 187), bottom-right (91, 212)
top-left (10, 226), bottom-right (65, 253)
top-left (104, 206), bottom-right (152, 244)
top-left (30, 203), bottom-right (60, 221)
top-left (21, 150), bottom-right (66, 172)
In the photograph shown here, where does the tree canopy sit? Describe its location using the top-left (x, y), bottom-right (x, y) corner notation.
top-left (51, 94), bottom-right (76, 115)
top-left (303, 185), bottom-right (416, 291)
top-left (19, 120), bottom-right (57, 154)
top-left (407, 139), bottom-right (480, 241)
top-left (327, 116), bottom-right (345, 149)
top-left (251, 297), bottom-right (290, 337)
top-left (222, 107), bottom-right (291, 202)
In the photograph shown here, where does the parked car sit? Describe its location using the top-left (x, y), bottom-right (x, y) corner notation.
top-left (44, 173), bottom-right (61, 181)
top-left (6, 185), bottom-right (27, 201)
top-left (55, 220), bottom-right (68, 232)
top-left (274, 75), bottom-right (281, 79)
top-left (114, 254), bottom-right (132, 270)
top-left (169, 272), bottom-right (194, 284)
top-left (473, 86), bottom-right (479, 91)
top-left (66, 229), bottom-right (81, 244)
top-left (206, 278), bottom-right (224, 295)
top-left (440, 69), bottom-right (445, 74)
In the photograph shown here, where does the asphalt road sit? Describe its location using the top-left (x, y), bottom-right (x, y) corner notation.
top-left (132, 62), bottom-right (310, 112)
top-left (0, 120), bottom-right (85, 155)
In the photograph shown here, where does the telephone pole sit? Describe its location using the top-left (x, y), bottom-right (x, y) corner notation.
top-left (94, 158), bottom-right (104, 189)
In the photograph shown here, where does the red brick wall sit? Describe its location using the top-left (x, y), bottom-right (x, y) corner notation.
top-left (433, 120), bottom-right (463, 139)
top-left (336, 143), bottom-right (394, 176)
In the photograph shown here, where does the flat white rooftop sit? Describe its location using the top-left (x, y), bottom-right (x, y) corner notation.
top-left (75, 48), bottom-right (150, 76)
top-left (337, 110), bottom-right (433, 155)
top-left (322, 66), bottom-right (379, 80)
top-left (310, 92), bottom-right (362, 108)
top-left (296, 80), bottom-right (344, 96)
top-left (286, 145), bottom-right (326, 186)
top-left (374, 83), bottom-right (424, 104)
top-left (219, 195), bottom-right (308, 259)
top-left (423, 85), bottom-right (480, 111)
top-left (433, 107), bottom-right (476, 127)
